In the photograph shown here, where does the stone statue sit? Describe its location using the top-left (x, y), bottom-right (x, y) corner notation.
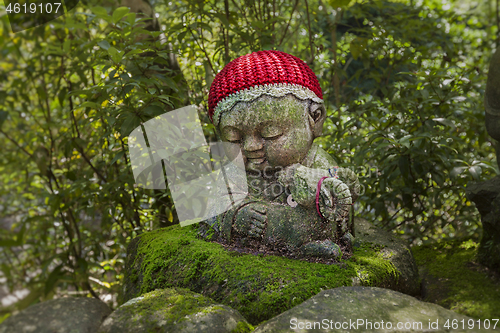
top-left (466, 49), bottom-right (500, 273)
top-left (199, 51), bottom-right (360, 260)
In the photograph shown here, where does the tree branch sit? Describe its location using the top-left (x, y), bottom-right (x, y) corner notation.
top-left (278, 0), bottom-right (299, 46)
top-left (304, 0), bottom-right (314, 64)
top-left (0, 129), bottom-right (32, 158)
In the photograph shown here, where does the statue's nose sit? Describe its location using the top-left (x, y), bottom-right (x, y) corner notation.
top-left (243, 135), bottom-right (264, 152)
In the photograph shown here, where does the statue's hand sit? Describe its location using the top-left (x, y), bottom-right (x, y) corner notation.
top-left (233, 202), bottom-right (268, 238)
top-left (335, 167), bottom-right (361, 203)
top-left (318, 177), bottom-right (352, 222)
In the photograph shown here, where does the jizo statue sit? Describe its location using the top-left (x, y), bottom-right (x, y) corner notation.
top-left (199, 51), bottom-right (360, 260)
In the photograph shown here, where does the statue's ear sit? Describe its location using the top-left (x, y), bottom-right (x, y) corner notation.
top-left (308, 102), bottom-right (326, 138)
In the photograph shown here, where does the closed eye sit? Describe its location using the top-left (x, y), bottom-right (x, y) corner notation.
top-left (261, 126), bottom-right (283, 140)
top-left (262, 133), bottom-right (282, 140)
top-left (222, 127), bottom-right (242, 143)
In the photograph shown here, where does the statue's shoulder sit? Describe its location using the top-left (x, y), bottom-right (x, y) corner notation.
top-left (304, 143), bottom-right (338, 169)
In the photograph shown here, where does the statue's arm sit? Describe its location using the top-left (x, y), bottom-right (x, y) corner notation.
top-left (278, 164), bottom-right (359, 207)
top-left (200, 198), bottom-right (269, 242)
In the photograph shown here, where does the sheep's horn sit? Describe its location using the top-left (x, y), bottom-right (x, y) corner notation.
top-left (486, 48), bottom-right (500, 142)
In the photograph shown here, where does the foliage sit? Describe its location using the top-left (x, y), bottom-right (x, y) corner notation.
top-left (317, 1), bottom-right (498, 244)
top-left (0, 0), bottom-right (497, 317)
top-left (0, 2), bottom-right (186, 315)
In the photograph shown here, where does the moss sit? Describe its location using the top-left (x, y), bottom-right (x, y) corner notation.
top-left (352, 243), bottom-right (400, 286)
top-left (413, 239), bottom-right (500, 320)
top-left (120, 288), bottom-right (214, 325)
top-left (0, 313), bottom-right (10, 325)
top-left (125, 224), bottom-right (403, 325)
top-left (230, 321), bottom-right (255, 333)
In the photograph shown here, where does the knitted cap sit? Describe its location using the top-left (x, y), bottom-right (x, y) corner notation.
top-left (208, 50), bottom-right (323, 127)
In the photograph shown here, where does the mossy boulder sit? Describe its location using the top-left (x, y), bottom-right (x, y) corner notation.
top-left (253, 286), bottom-right (479, 333)
top-left (121, 217), bottom-right (419, 325)
top-left (0, 297), bottom-right (111, 333)
top-left (98, 288), bottom-right (252, 333)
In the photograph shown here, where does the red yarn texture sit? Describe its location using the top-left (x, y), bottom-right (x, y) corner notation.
top-left (208, 50), bottom-right (323, 121)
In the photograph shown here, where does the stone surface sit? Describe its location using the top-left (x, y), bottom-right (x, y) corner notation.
top-left (486, 48), bottom-right (500, 145)
top-left (354, 217), bottom-right (420, 296)
top-left (203, 94), bottom-right (361, 259)
top-left (253, 286), bottom-right (488, 333)
top-left (0, 297), bottom-right (111, 333)
top-left (121, 217), bottom-right (419, 325)
top-left (466, 175), bottom-right (500, 272)
top-left (98, 288), bottom-right (252, 333)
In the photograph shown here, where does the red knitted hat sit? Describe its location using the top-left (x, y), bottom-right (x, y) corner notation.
top-left (208, 50), bottom-right (323, 126)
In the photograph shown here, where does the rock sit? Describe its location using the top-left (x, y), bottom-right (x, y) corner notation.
top-left (121, 217), bottom-right (420, 325)
top-left (253, 286), bottom-right (486, 333)
top-left (0, 297), bottom-right (111, 333)
top-left (354, 217), bottom-right (420, 296)
top-left (98, 288), bottom-right (252, 333)
top-left (485, 48), bottom-right (500, 142)
top-left (466, 175), bottom-right (500, 272)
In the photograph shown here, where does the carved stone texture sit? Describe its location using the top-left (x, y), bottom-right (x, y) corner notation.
top-left (201, 95), bottom-right (360, 260)
top-left (485, 48), bottom-right (500, 169)
top-left (466, 175), bottom-right (500, 272)
top-left (201, 50), bottom-right (362, 260)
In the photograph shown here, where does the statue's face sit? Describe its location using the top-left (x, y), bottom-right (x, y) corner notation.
top-left (218, 95), bottom-right (314, 174)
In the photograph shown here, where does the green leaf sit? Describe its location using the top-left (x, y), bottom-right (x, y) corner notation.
top-left (399, 155), bottom-right (411, 183)
top-left (328, 0), bottom-right (352, 8)
top-left (90, 6), bottom-right (109, 20)
top-left (78, 101), bottom-right (100, 109)
top-left (399, 135), bottom-right (412, 149)
top-left (450, 166), bottom-right (467, 178)
top-left (57, 87), bottom-right (67, 107)
top-left (162, 77), bottom-right (179, 92)
top-left (0, 111), bottom-right (8, 128)
top-left (121, 114), bottom-right (142, 136)
top-left (63, 39), bottom-right (71, 53)
top-left (108, 47), bottom-right (124, 63)
top-left (350, 37), bottom-right (367, 60)
top-left (177, 30), bottom-right (188, 43)
top-left (143, 105), bottom-right (164, 117)
top-left (112, 7), bottom-right (130, 24)
top-left (127, 12), bottom-right (137, 26)
top-left (111, 151), bottom-right (125, 165)
top-left (469, 165), bottom-right (481, 180)
top-left (432, 118), bottom-right (456, 130)
top-left (125, 49), bottom-right (145, 56)
top-left (97, 41), bottom-right (111, 50)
